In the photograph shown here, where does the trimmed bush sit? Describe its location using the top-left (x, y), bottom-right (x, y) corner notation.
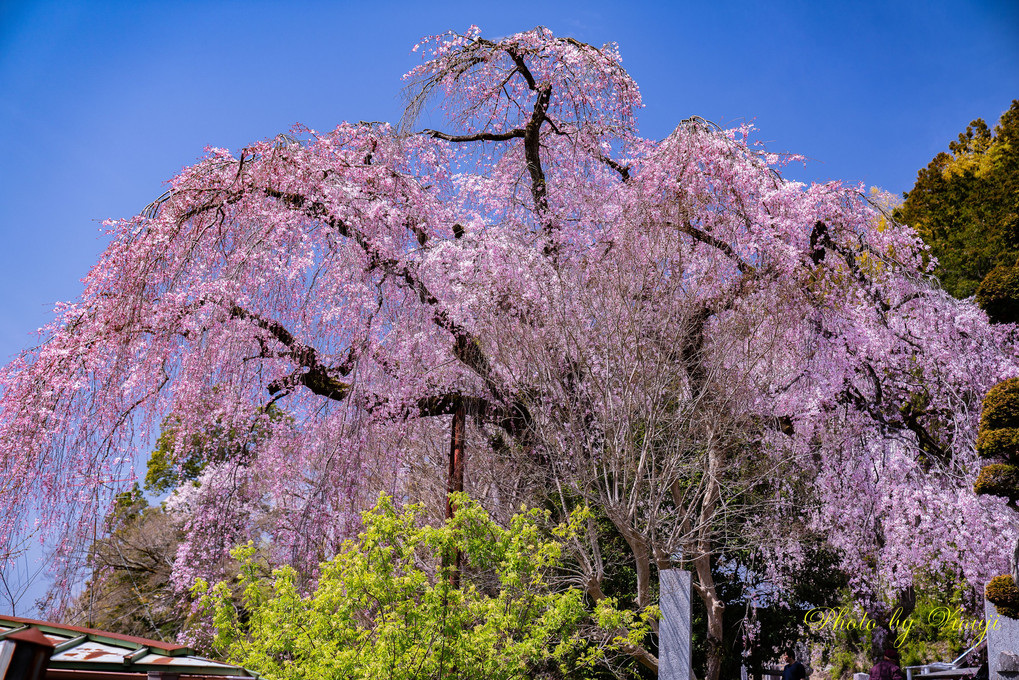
top-left (976, 427), bottom-right (1019, 462)
top-left (973, 463), bottom-right (1019, 505)
top-left (977, 380), bottom-right (1019, 469)
top-left (976, 262), bottom-right (1019, 325)
top-left (986, 574), bottom-right (1019, 619)
top-left (980, 378), bottom-right (1019, 432)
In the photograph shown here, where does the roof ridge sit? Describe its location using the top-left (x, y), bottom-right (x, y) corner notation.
top-left (0, 615), bottom-right (188, 653)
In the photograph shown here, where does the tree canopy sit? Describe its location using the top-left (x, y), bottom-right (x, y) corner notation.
top-left (896, 100), bottom-right (1019, 303)
top-left (0, 27), bottom-right (1015, 680)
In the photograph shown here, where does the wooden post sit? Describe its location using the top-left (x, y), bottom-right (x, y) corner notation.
top-left (0, 627), bottom-right (53, 680)
top-left (446, 403), bottom-right (466, 586)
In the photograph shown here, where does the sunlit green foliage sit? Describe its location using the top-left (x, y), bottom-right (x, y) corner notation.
top-left (194, 495), bottom-right (655, 680)
top-left (145, 405), bottom-right (285, 494)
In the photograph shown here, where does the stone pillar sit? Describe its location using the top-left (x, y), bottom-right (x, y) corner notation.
top-left (660, 569), bottom-right (693, 680)
top-left (985, 599), bottom-right (1019, 680)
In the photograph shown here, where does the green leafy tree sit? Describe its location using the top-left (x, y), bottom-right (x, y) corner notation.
top-left (194, 495), bottom-right (654, 680)
top-left (896, 100), bottom-right (1019, 306)
top-left (146, 404), bottom-right (285, 494)
top-left (898, 101), bottom-right (1019, 622)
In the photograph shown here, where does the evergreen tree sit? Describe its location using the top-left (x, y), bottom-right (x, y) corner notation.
top-left (896, 100), bottom-right (1019, 312)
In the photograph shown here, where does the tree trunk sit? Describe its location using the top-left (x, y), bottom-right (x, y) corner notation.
top-left (693, 447), bottom-right (725, 680)
top-left (620, 528), bottom-right (653, 609)
top-left (693, 550), bottom-right (725, 680)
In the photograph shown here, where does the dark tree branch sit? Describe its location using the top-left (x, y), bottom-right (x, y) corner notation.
top-left (672, 221), bottom-right (752, 274)
top-left (582, 625), bottom-right (659, 673)
top-left (229, 306), bottom-right (352, 402)
top-left (416, 393), bottom-right (531, 440)
top-left (525, 85), bottom-right (552, 224)
top-left (226, 303), bottom-right (536, 440)
top-left (898, 402), bottom-right (952, 466)
top-left (505, 49), bottom-right (538, 91)
top-left (837, 376), bottom-right (951, 468)
top-left (809, 220), bottom-right (828, 265)
top-left (599, 155), bottom-right (631, 182)
top-left (259, 186), bottom-right (502, 391)
top-left (423, 129), bottom-right (525, 143)
top-left (503, 46), bottom-right (556, 250)
top-left (171, 159), bottom-right (541, 445)
top-left (812, 221), bottom-right (891, 313)
top-left (416, 44), bottom-right (557, 256)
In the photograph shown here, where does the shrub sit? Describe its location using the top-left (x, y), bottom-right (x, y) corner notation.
top-left (973, 463), bottom-right (1019, 505)
top-left (976, 427), bottom-right (1019, 461)
top-left (985, 575), bottom-right (1019, 619)
top-left (980, 378), bottom-right (1019, 432)
top-left (976, 262), bottom-right (1019, 325)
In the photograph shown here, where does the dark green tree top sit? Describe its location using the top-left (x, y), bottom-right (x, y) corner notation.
top-left (896, 100), bottom-right (1019, 300)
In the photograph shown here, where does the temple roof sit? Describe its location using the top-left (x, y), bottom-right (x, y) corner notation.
top-left (0, 615), bottom-right (257, 678)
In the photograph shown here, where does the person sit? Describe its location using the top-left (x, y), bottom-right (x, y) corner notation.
top-left (869, 648), bottom-right (906, 680)
top-left (782, 649), bottom-right (807, 680)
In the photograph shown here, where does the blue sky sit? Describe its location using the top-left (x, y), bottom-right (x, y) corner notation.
top-left (1, 0), bottom-right (1017, 361)
top-left (0, 0), bottom-right (1017, 611)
